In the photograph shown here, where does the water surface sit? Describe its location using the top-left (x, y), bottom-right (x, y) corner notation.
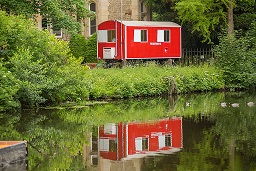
top-left (0, 91), bottom-right (256, 171)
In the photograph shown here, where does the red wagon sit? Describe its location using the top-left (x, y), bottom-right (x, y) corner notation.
top-left (97, 20), bottom-right (181, 64)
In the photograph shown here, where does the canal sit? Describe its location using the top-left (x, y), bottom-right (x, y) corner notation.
top-left (0, 91), bottom-right (256, 171)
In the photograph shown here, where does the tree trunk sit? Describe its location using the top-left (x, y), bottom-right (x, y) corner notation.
top-left (228, 0), bottom-right (234, 35)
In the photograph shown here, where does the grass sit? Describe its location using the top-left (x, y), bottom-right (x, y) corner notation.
top-left (83, 64), bottom-right (225, 99)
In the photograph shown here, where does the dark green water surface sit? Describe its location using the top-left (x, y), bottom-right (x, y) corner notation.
top-left (1, 91), bottom-right (256, 171)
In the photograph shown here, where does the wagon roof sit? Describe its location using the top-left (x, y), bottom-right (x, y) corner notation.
top-left (118, 20), bottom-right (181, 27)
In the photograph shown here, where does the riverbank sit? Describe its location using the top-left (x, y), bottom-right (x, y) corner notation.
top-left (84, 64), bottom-right (225, 99)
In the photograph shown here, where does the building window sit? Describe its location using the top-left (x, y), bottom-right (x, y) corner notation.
top-left (42, 18), bottom-right (62, 38)
top-left (90, 3), bottom-right (96, 35)
top-left (134, 30), bottom-right (148, 42)
top-left (98, 30), bottom-right (116, 42)
top-left (141, 2), bottom-right (145, 13)
top-left (42, 18), bottom-right (48, 30)
top-left (157, 30), bottom-right (170, 42)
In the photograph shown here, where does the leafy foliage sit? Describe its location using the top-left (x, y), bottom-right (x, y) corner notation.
top-left (0, 0), bottom-right (93, 33)
top-left (0, 62), bottom-right (20, 111)
top-left (214, 26), bottom-right (256, 89)
top-left (69, 33), bottom-right (97, 63)
top-left (85, 64), bottom-right (224, 99)
top-left (175, 0), bottom-right (227, 43)
top-left (84, 33), bottom-right (97, 63)
top-left (0, 11), bottom-right (91, 109)
top-left (69, 33), bottom-right (87, 61)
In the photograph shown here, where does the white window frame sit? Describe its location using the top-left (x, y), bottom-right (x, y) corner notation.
top-left (159, 134), bottom-right (172, 148)
top-left (134, 29), bottom-right (148, 42)
top-left (157, 30), bottom-right (170, 42)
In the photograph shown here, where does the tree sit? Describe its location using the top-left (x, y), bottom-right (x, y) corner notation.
top-left (0, 0), bottom-right (94, 33)
top-left (147, 0), bottom-right (256, 43)
top-left (174, 0), bottom-right (228, 43)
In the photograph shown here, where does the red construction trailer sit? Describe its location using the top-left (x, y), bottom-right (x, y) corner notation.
top-left (97, 20), bottom-right (181, 64)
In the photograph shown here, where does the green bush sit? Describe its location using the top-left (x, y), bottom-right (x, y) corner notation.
top-left (69, 34), bottom-right (87, 61)
top-left (69, 33), bottom-right (97, 63)
top-left (0, 62), bottom-right (20, 111)
top-left (213, 28), bottom-right (256, 89)
top-left (0, 11), bottom-right (91, 108)
top-left (84, 33), bottom-right (97, 63)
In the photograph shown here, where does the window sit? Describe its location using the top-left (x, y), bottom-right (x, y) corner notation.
top-left (135, 137), bottom-right (149, 151)
top-left (109, 139), bottom-right (117, 152)
top-left (99, 138), bottom-right (117, 152)
top-left (157, 30), bottom-right (170, 42)
top-left (134, 30), bottom-right (148, 42)
top-left (98, 30), bottom-right (116, 42)
top-left (104, 123), bottom-right (117, 134)
top-left (42, 18), bottom-right (48, 29)
top-left (159, 134), bottom-right (172, 148)
top-left (108, 30), bottom-right (116, 42)
top-left (52, 28), bottom-right (62, 38)
top-left (165, 134), bottom-right (172, 147)
top-left (42, 18), bottom-right (62, 38)
top-left (141, 2), bottom-right (145, 13)
top-left (90, 3), bottom-right (96, 35)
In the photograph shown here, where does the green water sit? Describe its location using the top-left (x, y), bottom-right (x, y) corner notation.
top-left (1, 91), bottom-right (256, 171)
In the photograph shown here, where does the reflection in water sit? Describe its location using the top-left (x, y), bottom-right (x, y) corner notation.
top-left (85, 118), bottom-right (182, 170)
top-left (0, 92), bottom-right (256, 170)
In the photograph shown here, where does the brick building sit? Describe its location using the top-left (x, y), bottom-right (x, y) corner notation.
top-left (35, 0), bottom-right (151, 39)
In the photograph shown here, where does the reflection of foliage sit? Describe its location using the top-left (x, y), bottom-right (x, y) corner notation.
top-left (0, 113), bottom-right (22, 140)
top-left (178, 130), bottom-right (229, 171)
top-left (171, 92), bottom-right (225, 119)
top-left (214, 92), bottom-right (256, 158)
top-left (1, 92), bottom-right (256, 170)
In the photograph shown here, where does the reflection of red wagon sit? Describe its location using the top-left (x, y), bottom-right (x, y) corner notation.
top-left (99, 117), bottom-right (183, 161)
top-left (97, 20), bottom-right (182, 64)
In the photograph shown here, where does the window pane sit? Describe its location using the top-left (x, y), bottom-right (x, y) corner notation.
top-left (142, 138), bottom-right (148, 151)
top-left (98, 30), bottom-right (108, 42)
top-left (141, 30), bottom-right (147, 42)
top-left (157, 30), bottom-right (164, 42)
top-left (109, 139), bottom-right (117, 152)
top-left (90, 3), bottom-right (96, 35)
top-left (90, 19), bottom-right (96, 35)
top-left (42, 18), bottom-right (48, 29)
top-left (90, 3), bottom-right (96, 12)
top-left (164, 30), bottom-right (170, 42)
top-left (165, 134), bottom-right (172, 146)
top-left (134, 30), bottom-right (141, 42)
top-left (107, 30), bottom-right (116, 42)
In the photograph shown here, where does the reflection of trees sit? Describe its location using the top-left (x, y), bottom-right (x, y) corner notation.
top-left (178, 130), bottom-right (229, 171)
top-left (213, 104), bottom-right (256, 170)
top-left (0, 97), bottom-right (172, 170)
top-left (1, 92), bottom-right (256, 170)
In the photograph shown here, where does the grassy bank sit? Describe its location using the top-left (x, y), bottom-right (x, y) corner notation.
top-left (84, 64), bottom-right (224, 99)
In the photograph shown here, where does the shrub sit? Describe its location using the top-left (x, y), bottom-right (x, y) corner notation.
top-left (69, 33), bottom-right (97, 63)
top-left (69, 34), bottom-right (87, 61)
top-left (0, 11), bottom-right (91, 108)
top-left (213, 29), bottom-right (256, 89)
top-left (84, 33), bottom-right (97, 63)
top-left (0, 62), bottom-right (20, 111)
